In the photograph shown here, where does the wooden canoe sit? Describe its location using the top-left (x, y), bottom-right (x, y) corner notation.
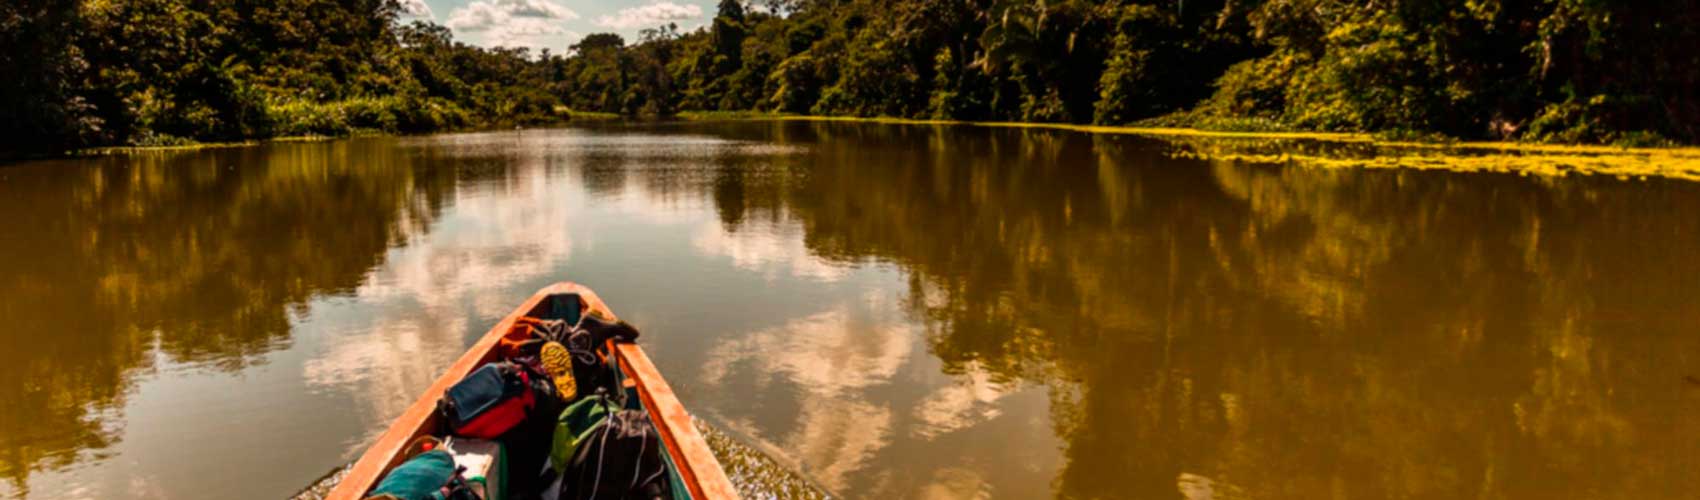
top-left (326, 282), bottom-right (737, 500)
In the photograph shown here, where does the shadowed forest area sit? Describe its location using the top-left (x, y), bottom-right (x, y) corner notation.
top-left (6, 0), bottom-right (1700, 157)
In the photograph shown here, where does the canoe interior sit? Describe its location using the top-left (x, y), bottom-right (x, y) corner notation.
top-left (326, 282), bottom-right (736, 500)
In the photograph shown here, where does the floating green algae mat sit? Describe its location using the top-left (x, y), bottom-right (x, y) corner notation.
top-left (1162, 135), bottom-right (1700, 182)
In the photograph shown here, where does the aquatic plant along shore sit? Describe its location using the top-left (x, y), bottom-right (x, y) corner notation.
top-left (1163, 135), bottom-right (1700, 182)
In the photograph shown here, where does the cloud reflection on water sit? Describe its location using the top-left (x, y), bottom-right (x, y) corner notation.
top-left (699, 294), bottom-right (915, 492)
top-left (692, 219), bottom-right (849, 282)
top-left (304, 151), bottom-right (580, 446)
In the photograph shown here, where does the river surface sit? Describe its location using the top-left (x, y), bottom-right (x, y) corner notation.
top-left (2, 121), bottom-right (1699, 499)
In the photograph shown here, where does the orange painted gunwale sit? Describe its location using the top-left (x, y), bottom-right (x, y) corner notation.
top-left (325, 282), bottom-right (735, 499)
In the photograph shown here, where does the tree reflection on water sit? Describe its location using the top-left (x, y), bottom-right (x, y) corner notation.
top-left (703, 121), bottom-right (1700, 499)
top-left (0, 141), bottom-right (457, 492)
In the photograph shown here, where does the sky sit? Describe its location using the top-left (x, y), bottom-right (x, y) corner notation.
top-left (397, 0), bottom-right (719, 54)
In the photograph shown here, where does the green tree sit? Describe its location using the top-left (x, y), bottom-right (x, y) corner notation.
top-left (3, 0), bottom-right (570, 154)
top-left (682, 0), bottom-right (751, 110)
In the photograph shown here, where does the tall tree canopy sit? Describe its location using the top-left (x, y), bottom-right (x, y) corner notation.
top-left (5, 0), bottom-right (1697, 155)
top-left (1, 0), bottom-right (566, 156)
top-left (556, 0), bottom-right (1698, 145)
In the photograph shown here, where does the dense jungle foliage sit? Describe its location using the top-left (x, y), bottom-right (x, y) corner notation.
top-left (1, 0), bottom-right (564, 155)
top-left (5, 0), bottom-right (1699, 156)
top-left (560, 0), bottom-right (1699, 146)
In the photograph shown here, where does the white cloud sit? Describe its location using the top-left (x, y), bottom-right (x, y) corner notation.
top-left (446, 0), bottom-right (580, 52)
top-left (446, 0), bottom-right (578, 32)
top-left (397, 0), bottom-right (433, 19)
top-left (502, 0), bottom-right (578, 19)
top-left (446, 3), bottom-right (502, 31)
top-left (594, 1), bottom-right (703, 29)
top-left (487, 19), bottom-right (573, 48)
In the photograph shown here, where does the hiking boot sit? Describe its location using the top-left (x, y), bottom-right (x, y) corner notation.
top-left (540, 341), bottom-right (577, 401)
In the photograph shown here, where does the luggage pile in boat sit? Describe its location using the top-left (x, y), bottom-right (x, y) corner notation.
top-left (362, 292), bottom-right (687, 500)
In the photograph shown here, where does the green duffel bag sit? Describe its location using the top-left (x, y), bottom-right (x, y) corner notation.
top-left (550, 394), bottom-right (615, 473)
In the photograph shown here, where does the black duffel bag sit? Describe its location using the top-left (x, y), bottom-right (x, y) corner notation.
top-left (557, 409), bottom-right (671, 500)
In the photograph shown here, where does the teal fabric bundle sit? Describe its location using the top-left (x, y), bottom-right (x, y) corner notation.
top-left (369, 450), bottom-right (457, 500)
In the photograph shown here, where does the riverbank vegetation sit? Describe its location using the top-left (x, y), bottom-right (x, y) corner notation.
top-left (1, 0), bottom-right (566, 155)
top-left (6, 0), bottom-right (1697, 156)
top-left (557, 0), bottom-right (1698, 146)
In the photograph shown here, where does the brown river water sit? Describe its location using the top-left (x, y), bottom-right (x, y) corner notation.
top-left (2, 121), bottom-right (1699, 499)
